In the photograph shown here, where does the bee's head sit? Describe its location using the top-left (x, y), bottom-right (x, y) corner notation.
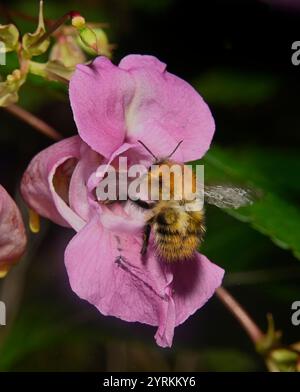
top-left (137, 140), bottom-right (183, 167)
top-left (137, 140), bottom-right (184, 201)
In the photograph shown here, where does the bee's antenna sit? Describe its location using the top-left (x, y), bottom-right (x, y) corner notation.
top-left (166, 140), bottom-right (183, 159)
top-left (137, 140), bottom-right (158, 160)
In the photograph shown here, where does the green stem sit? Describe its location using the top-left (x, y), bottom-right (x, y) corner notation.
top-left (29, 61), bottom-right (47, 78)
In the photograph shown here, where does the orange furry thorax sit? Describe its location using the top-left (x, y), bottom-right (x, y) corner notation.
top-left (146, 160), bottom-right (197, 202)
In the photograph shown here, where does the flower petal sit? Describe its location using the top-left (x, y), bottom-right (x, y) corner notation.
top-left (87, 142), bottom-right (136, 192)
top-left (154, 284), bottom-right (176, 348)
top-left (69, 144), bottom-right (102, 222)
top-left (171, 252), bottom-right (224, 326)
top-left (70, 55), bottom-right (215, 162)
top-left (69, 57), bottom-right (135, 158)
top-left (49, 157), bottom-right (86, 231)
top-left (120, 54), bottom-right (215, 161)
top-left (65, 212), bottom-right (224, 347)
top-left (155, 253), bottom-right (224, 347)
top-left (21, 136), bottom-right (85, 230)
top-left (100, 202), bottom-right (146, 234)
top-left (65, 216), bottom-right (168, 328)
top-left (65, 215), bottom-right (181, 347)
top-left (0, 185), bottom-right (27, 273)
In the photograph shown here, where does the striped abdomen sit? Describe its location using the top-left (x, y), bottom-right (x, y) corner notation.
top-left (150, 204), bottom-right (205, 263)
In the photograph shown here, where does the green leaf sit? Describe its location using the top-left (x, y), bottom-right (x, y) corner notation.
top-left (198, 146), bottom-right (300, 260)
top-left (202, 206), bottom-right (276, 272)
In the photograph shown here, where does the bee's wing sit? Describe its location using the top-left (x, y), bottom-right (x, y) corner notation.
top-left (204, 185), bottom-right (256, 209)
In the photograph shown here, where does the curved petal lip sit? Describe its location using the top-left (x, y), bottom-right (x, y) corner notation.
top-left (20, 136), bottom-right (84, 229)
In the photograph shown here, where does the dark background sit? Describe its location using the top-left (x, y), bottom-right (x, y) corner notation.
top-left (0, 0), bottom-right (300, 371)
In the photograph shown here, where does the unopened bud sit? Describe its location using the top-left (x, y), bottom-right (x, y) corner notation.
top-left (266, 348), bottom-right (300, 372)
top-left (270, 348), bottom-right (298, 364)
top-left (78, 26), bottom-right (112, 57)
top-left (72, 15), bottom-right (86, 29)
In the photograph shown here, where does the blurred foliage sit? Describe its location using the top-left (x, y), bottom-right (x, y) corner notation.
top-left (0, 1), bottom-right (113, 108)
top-left (131, 0), bottom-right (173, 12)
top-left (0, 303), bottom-right (259, 371)
top-left (195, 69), bottom-right (280, 106)
top-left (201, 147), bottom-right (300, 260)
top-left (197, 348), bottom-right (258, 371)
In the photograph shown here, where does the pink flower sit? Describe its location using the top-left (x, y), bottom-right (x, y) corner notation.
top-left (0, 185), bottom-right (27, 277)
top-left (21, 55), bottom-right (224, 347)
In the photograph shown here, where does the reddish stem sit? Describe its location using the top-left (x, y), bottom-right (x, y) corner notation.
top-left (4, 104), bottom-right (62, 141)
top-left (216, 287), bottom-right (264, 344)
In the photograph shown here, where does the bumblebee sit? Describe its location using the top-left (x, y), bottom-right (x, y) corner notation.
top-left (134, 140), bottom-right (255, 263)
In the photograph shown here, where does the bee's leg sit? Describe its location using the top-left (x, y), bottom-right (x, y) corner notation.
top-left (132, 199), bottom-right (154, 256)
top-left (141, 224), bottom-right (151, 256)
top-left (133, 199), bottom-right (155, 210)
